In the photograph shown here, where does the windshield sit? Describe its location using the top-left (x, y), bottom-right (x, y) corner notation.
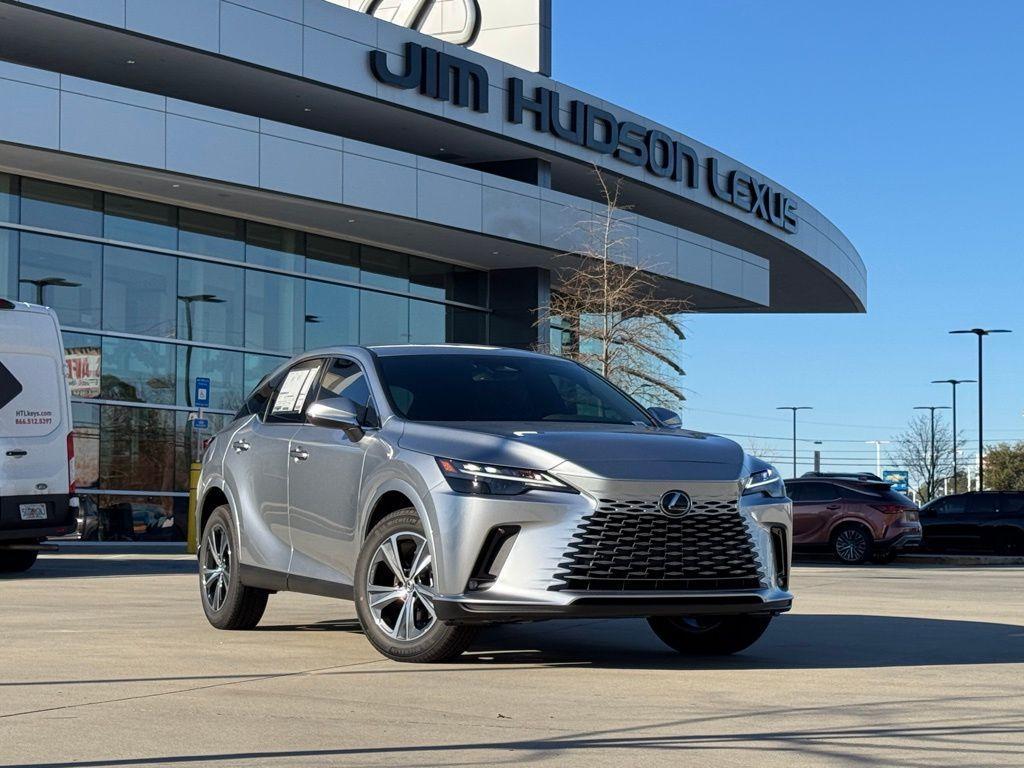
top-left (376, 354), bottom-right (654, 425)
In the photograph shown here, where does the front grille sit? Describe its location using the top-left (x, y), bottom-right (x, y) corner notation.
top-left (551, 497), bottom-right (764, 592)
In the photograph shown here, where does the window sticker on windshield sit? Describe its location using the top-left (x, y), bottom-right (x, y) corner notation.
top-left (272, 365), bottom-right (320, 414)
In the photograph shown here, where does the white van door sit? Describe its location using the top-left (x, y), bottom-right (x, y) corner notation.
top-left (0, 308), bottom-right (71, 500)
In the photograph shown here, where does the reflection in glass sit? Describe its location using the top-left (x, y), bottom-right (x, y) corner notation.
top-left (71, 403), bottom-right (100, 489)
top-left (20, 178), bottom-right (103, 236)
top-left (19, 234), bottom-right (102, 327)
top-left (104, 195), bottom-right (177, 249)
top-left (305, 281), bottom-right (359, 348)
top-left (99, 406), bottom-right (177, 491)
top-left (306, 235), bottom-right (359, 282)
top-left (245, 271), bottom-right (304, 354)
top-left (178, 208), bottom-right (245, 261)
top-left (174, 411), bottom-right (231, 490)
top-left (448, 307), bottom-right (487, 344)
top-left (63, 332), bottom-right (103, 399)
top-left (0, 172), bottom-right (17, 222)
top-left (103, 247), bottom-right (178, 337)
top-left (176, 345), bottom-right (244, 412)
top-left (78, 494), bottom-right (186, 541)
top-left (246, 222), bottom-right (304, 271)
top-left (360, 290), bottom-right (409, 345)
top-left (177, 259), bottom-right (244, 346)
top-left (361, 247), bottom-right (408, 291)
top-left (409, 299), bottom-right (445, 344)
top-left (100, 337), bottom-right (176, 404)
top-left (0, 230), bottom-right (16, 301)
top-left (244, 353), bottom-right (286, 396)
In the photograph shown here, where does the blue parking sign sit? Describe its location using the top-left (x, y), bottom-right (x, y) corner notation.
top-left (192, 418), bottom-right (209, 430)
top-left (194, 377), bottom-right (211, 408)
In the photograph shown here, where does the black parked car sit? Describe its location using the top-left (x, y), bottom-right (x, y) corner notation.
top-left (919, 492), bottom-right (1024, 555)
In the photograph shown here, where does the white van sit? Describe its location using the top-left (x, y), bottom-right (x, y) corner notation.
top-left (0, 299), bottom-right (77, 573)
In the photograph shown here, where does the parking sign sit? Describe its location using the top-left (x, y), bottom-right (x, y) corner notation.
top-left (194, 377), bottom-right (211, 408)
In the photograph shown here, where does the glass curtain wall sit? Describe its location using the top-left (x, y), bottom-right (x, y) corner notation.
top-left (0, 172), bottom-right (489, 541)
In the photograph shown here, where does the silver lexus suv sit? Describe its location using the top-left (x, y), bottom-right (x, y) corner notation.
top-left (197, 346), bottom-right (792, 662)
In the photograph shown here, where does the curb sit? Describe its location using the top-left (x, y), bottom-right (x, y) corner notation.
top-left (898, 554), bottom-right (1024, 567)
top-left (48, 541), bottom-right (189, 556)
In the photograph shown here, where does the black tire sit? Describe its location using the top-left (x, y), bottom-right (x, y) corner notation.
top-left (354, 509), bottom-right (478, 663)
top-left (831, 523), bottom-right (873, 565)
top-left (648, 614), bottom-right (773, 656)
top-left (199, 505), bottom-right (268, 630)
top-left (871, 550), bottom-right (898, 565)
top-left (0, 549), bottom-right (39, 574)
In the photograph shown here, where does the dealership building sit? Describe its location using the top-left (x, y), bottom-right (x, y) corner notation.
top-left (0, 0), bottom-right (865, 540)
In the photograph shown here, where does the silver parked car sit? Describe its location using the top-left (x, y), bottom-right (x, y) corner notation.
top-left (197, 346), bottom-right (792, 662)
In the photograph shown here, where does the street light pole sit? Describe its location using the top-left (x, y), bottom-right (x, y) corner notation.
top-left (777, 406), bottom-right (812, 478)
top-left (950, 328), bottom-right (1012, 490)
top-left (177, 294), bottom-right (225, 407)
top-left (914, 405), bottom-right (950, 499)
top-left (865, 440), bottom-right (889, 477)
top-left (931, 378), bottom-right (975, 492)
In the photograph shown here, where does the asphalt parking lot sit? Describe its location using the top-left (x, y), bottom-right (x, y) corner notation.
top-left (2, 556), bottom-right (1023, 767)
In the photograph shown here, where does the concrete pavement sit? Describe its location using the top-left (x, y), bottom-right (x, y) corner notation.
top-left (1, 556), bottom-right (1022, 767)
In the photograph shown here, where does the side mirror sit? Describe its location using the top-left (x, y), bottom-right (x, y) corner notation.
top-left (307, 397), bottom-right (364, 441)
top-left (648, 406), bottom-right (682, 429)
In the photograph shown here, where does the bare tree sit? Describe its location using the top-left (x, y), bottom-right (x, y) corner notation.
top-left (537, 170), bottom-right (690, 407)
top-left (890, 413), bottom-right (966, 502)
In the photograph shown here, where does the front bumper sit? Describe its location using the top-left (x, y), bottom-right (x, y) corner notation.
top-left (435, 592), bottom-right (793, 624)
top-left (425, 477), bottom-right (793, 622)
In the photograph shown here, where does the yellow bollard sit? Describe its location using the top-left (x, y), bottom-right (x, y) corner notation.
top-left (187, 461), bottom-right (202, 554)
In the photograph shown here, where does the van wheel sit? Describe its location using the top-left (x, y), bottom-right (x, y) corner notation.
top-left (199, 506), bottom-right (268, 630)
top-left (355, 509), bottom-right (478, 663)
top-left (648, 615), bottom-right (772, 655)
top-left (832, 524), bottom-right (873, 564)
top-left (0, 550), bottom-right (38, 574)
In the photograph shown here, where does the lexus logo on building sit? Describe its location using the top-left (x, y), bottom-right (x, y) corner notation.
top-left (353, 0), bottom-right (480, 45)
top-left (659, 490), bottom-right (693, 518)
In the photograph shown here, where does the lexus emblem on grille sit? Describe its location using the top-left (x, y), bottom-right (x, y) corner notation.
top-left (659, 490), bottom-right (692, 518)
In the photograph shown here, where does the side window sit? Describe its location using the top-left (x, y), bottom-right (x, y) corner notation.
top-left (786, 484), bottom-right (805, 502)
top-left (966, 493), bottom-right (999, 516)
top-left (799, 482), bottom-right (839, 502)
top-left (267, 358), bottom-right (324, 423)
top-left (937, 496), bottom-right (966, 515)
top-left (1001, 494), bottom-right (1024, 516)
top-left (313, 357), bottom-right (378, 426)
top-left (236, 369), bottom-right (285, 421)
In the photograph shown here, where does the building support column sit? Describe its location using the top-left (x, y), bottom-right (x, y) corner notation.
top-left (487, 267), bottom-right (551, 350)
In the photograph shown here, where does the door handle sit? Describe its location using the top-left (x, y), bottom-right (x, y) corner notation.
top-left (5, 449), bottom-right (27, 457)
top-left (290, 446), bottom-right (309, 462)
top-left (232, 440), bottom-right (251, 453)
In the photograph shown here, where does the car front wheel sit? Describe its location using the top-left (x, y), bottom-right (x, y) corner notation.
top-left (354, 509), bottom-right (477, 663)
top-left (199, 505), bottom-right (268, 630)
top-left (647, 614), bottom-right (773, 655)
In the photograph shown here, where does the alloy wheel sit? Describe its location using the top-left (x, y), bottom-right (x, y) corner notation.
top-left (366, 531), bottom-right (437, 642)
top-left (835, 529), bottom-right (868, 562)
top-left (202, 522), bottom-right (232, 611)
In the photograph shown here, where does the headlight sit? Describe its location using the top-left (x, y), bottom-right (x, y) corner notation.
top-left (436, 458), bottom-right (577, 496)
top-left (742, 466), bottom-right (785, 498)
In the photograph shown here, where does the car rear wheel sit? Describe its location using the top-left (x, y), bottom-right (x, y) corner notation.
top-left (647, 615), bottom-right (772, 655)
top-left (199, 505), bottom-right (268, 630)
top-left (832, 524), bottom-right (873, 564)
top-left (0, 549), bottom-right (38, 573)
top-left (354, 509), bottom-right (478, 663)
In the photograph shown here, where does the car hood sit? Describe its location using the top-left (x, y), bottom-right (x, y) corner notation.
top-left (396, 421), bottom-right (747, 482)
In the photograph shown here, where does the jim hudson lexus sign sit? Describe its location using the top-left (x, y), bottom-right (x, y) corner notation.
top-left (370, 41), bottom-right (799, 235)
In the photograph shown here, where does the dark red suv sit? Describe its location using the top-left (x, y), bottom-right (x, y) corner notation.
top-left (787, 473), bottom-right (922, 564)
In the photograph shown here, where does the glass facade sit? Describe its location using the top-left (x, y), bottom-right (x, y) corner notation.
top-left (0, 172), bottom-right (489, 540)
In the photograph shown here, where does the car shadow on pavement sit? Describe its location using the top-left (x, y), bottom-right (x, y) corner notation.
top-left (449, 614), bottom-right (1024, 670)
top-left (1, 556), bottom-right (196, 579)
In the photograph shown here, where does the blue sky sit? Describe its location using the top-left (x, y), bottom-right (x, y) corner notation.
top-left (552, 0), bottom-right (1024, 475)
